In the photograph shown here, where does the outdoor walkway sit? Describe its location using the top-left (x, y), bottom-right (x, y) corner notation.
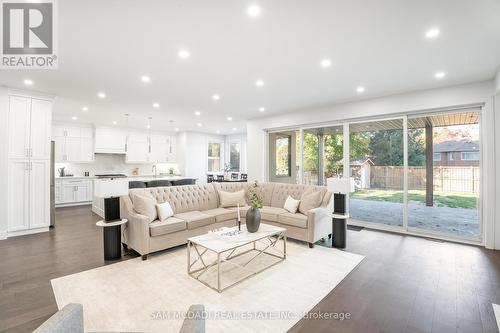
top-left (350, 199), bottom-right (480, 238)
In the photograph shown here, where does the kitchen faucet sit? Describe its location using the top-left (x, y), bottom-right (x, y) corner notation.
top-left (152, 164), bottom-right (157, 177)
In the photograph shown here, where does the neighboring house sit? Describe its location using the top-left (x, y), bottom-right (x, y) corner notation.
top-left (433, 139), bottom-right (479, 166)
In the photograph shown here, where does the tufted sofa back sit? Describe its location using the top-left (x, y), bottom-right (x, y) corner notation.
top-left (212, 182), bottom-right (275, 206)
top-left (270, 183), bottom-right (328, 208)
top-left (129, 184), bottom-right (218, 214)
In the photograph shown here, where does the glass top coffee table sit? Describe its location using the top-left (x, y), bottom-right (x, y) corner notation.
top-left (187, 223), bottom-right (287, 292)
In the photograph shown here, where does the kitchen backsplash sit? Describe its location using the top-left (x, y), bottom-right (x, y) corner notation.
top-left (55, 154), bottom-right (179, 177)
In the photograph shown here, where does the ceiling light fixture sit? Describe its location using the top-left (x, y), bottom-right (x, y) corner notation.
top-left (259, 107), bottom-right (266, 112)
top-left (97, 92), bottom-right (106, 99)
top-left (178, 50), bottom-right (190, 59)
top-left (425, 28), bottom-right (440, 39)
top-left (141, 75), bottom-right (151, 83)
top-left (227, 116), bottom-right (232, 121)
top-left (196, 122), bottom-right (202, 127)
top-left (71, 116), bottom-right (78, 120)
top-left (153, 102), bottom-right (160, 108)
top-left (216, 130), bottom-right (221, 134)
top-left (356, 86), bottom-right (365, 93)
top-left (212, 94), bottom-right (220, 101)
top-left (175, 128), bottom-right (180, 132)
top-left (247, 4), bottom-right (261, 17)
top-left (320, 59), bottom-right (332, 68)
top-left (194, 110), bottom-right (201, 116)
top-left (434, 71), bottom-right (446, 79)
top-left (24, 79), bottom-right (34, 86)
top-left (82, 106), bottom-right (89, 111)
top-left (233, 127), bottom-right (237, 131)
top-left (147, 116), bottom-right (152, 129)
top-left (255, 79), bottom-right (264, 87)
top-left (112, 121), bottom-right (117, 125)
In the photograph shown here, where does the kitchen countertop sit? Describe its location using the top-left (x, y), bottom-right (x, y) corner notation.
top-left (56, 175), bottom-right (196, 181)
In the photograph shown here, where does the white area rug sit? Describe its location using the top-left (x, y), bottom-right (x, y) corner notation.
top-left (51, 241), bottom-right (364, 333)
top-left (494, 303), bottom-right (500, 332)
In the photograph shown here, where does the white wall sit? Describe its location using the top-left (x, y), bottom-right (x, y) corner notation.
top-left (246, 80), bottom-right (499, 249)
top-left (0, 86), bottom-right (8, 239)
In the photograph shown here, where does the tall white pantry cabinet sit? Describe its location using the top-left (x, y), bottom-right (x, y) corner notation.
top-left (7, 93), bottom-right (53, 235)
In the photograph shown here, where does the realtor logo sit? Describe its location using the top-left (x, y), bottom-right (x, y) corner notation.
top-left (1, 0), bottom-right (58, 69)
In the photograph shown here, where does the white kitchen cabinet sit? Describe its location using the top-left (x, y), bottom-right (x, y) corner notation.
top-left (55, 179), bottom-right (93, 206)
top-left (95, 127), bottom-right (126, 154)
top-left (138, 133), bottom-right (177, 163)
top-left (52, 123), bottom-right (94, 162)
top-left (126, 132), bottom-right (150, 163)
top-left (7, 94), bottom-right (53, 235)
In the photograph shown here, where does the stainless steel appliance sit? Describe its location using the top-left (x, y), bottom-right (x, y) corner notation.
top-left (50, 141), bottom-right (55, 227)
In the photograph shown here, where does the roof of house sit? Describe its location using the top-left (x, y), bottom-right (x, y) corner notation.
top-left (434, 139), bottom-right (479, 153)
top-left (349, 158), bottom-right (374, 166)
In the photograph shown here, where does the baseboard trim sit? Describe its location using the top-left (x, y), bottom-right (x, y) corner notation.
top-left (6, 227), bottom-right (50, 238)
top-left (56, 201), bottom-right (92, 208)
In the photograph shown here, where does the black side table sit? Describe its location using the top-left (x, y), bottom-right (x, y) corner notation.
top-left (96, 219), bottom-right (128, 261)
top-left (331, 214), bottom-right (349, 248)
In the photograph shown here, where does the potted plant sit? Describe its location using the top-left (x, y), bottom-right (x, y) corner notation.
top-left (168, 167), bottom-right (175, 175)
top-left (246, 181), bottom-right (263, 232)
top-left (223, 163), bottom-right (232, 179)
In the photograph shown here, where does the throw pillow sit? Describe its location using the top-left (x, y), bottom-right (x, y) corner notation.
top-left (219, 190), bottom-right (247, 208)
top-left (131, 193), bottom-right (157, 223)
top-left (283, 195), bottom-right (300, 213)
top-left (298, 191), bottom-right (322, 215)
top-left (156, 201), bottom-right (174, 222)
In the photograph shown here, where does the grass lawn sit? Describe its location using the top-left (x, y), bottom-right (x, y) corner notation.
top-left (351, 189), bottom-right (478, 209)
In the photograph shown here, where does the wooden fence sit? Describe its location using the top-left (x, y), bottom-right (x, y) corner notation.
top-left (370, 166), bottom-right (480, 193)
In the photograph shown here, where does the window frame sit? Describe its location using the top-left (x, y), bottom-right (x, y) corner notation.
top-left (207, 141), bottom-right (223, 173)
top-left (275, 134), bottom-right (292, 177)
top-left (228, 141), bottom-right (241, 172)
top-left (461, 151), bottom-right (479, 161)
top-left (433, 152), bottom-right (441, 161)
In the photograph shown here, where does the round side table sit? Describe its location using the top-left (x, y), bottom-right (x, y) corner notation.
top-left (96, 219), bottom-right (128, 261)
top-left (331, 213), bottom-right (350, 249)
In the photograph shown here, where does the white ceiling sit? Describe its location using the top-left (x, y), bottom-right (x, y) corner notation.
top-left (1, 0), bottom-right (500, 134)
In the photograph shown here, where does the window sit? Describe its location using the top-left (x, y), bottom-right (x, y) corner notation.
top-left (449, 152), bottom-right (458, 161)
top-left (433, 153), bottom-right (441, 161)
top-left (461, 152), bottom-right (479, 161)
top-left (207, 142), bottom-right (221, 172)
top-left (275, 134), bottom-right (291, 177)
top-left (229, 142), bottom-right (240, 171)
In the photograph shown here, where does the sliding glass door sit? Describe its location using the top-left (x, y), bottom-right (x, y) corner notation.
top-left (349, 119), bottom-right (405, 228)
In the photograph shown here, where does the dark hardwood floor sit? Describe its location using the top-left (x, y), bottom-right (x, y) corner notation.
top-left (1, 206), bottom-right (499, 333)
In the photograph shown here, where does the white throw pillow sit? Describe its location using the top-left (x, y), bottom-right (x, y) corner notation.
top-left (156, 201), bottom-right (174, 222)
top-left (283, 195), bottom-right (300, 214)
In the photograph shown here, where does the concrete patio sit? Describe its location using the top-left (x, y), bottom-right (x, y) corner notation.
top-left (349, 199), bottom-right (480, 238)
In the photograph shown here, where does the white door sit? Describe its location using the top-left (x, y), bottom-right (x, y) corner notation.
top-left (29, 160), bottom-right (50, 228)
top-left (75, 183), bottom-right (91, 202)
top-left (8, 96), bottom-right (31, 159)
top-left (80, 137), bottom-right (94, 162)
top-left (30, 99), bottom-right (52, 160)
top-left (150, 134), bottom-right (169, 162)
top-left (61, 183), bottom-right (76, 203)
top-left (65, 137), bottom-right (81, 162)
top-left (54, 136), bottom-right (66, 162)
top-left (64, 125), bottom-right (81, 138)
top-left (7, 160), bottom-right (30, 231)
top-left (126, 132), bottom-right (150, 163)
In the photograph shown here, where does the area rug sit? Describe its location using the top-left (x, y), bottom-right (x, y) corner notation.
top-left (51, 241), bottom-right (364, 333)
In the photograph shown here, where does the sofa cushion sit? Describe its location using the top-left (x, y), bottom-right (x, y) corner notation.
top-left (299, 191), bottom-right (323, 215)
top-left (218, 190), bottom-right (247, 208)
top-left (131, 193), bottom-right (157, 223)
top-left (174, 211), bottom-right (215, 230)
top-left (149, 217), bottom-right (186, 237)
top-left (278, 212), bottom-right (308, 229)
top-left (260, 206), bottom-right (287, 222)
top-left (156, 201), bottom-right (174, 221)
top-left (226, 205), bottom-right (251, 217)
top-left (203, 208), bottom-right (237, 222)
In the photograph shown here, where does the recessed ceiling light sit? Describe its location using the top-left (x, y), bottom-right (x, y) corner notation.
top-left (212, 94), bottom-right (220, 101)
top-left (141, 75), bottom-right (151, 83)
top-left (178, 50), bottom-right (190, 59)
top-left (112, 121), bottom-right (117, 125)
top-left (233, 127), bottom-right (237, 131)
top-left (227, 116), bottom-right (232, 121)
top-left (425, 28), bottom-right (440, 39)
top-left (82, 106), bottom-right (89, 111)
top-left (259, 107), bottom-right (266, 112)
top-left (434, 71), bottom-right (446, 79)
top-left (216, 130), bottom-right (221, 134)
top-left (97, 92), bottom-right (106, 99)
top-left (255, 79), bottom-right (264, 87)
top-left (146, 125), bottom-right (151, 129)
top-left (356, 86), bottom-right (365, 93)
top-left (153, 102), bottom-right (160, 108)
top-left (196, 122), bottom-right (202, 127)
top-left (320, 59), bottom-right (332, 68)
top-left (23, 79), bottom-right (33, 86)
top-left (71, 116), bottom-right (78, 120)
top-left (194, 110), bottom-right (201, 116)
top-left (175, 128), bottom-right (179, 132)
top-left (247, 5), bottom-right (261, 17)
